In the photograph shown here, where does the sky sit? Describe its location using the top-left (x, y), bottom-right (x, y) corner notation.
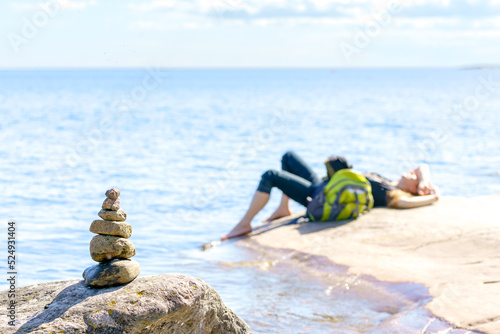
top-left (0, 0), bottom-right (499, 68)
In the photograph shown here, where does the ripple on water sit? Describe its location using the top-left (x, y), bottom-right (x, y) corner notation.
top-left (227, 242), bottom-right (481, 334)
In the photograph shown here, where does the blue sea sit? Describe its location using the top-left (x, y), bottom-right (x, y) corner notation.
top-left (1, 68), bottom-right (499, 333)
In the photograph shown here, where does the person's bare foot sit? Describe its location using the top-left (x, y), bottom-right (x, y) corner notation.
top-left (264, 207), bottom-right (292, 222)
top-left (221, 223), bottom-right (252, 241)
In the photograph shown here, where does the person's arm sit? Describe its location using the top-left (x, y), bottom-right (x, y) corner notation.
top-left (395, 194), bottom-right (438, 209)
top-left (413, 164), bottom-right (436, 196)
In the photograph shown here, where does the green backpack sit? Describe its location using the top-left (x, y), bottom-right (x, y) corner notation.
top-left (306, 169), bottom-right (374, 221)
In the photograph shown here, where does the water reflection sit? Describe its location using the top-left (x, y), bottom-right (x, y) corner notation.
top-left (215, 242), bottom-right (479, 334)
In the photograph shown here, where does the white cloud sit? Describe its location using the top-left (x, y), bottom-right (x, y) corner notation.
top-left (129, 0), bottom-right (369, 17)
top-left (202, 0), bottom-right (358, 16)
top-left (121, 0), bottom-right (500, 26)
top-left (394, 17), bottom-right (462, 29)
top-left (129, 19), bottom-right (214, 30)
top-left (397, 28), bottom-right (500, 46)
top-left (250, 17), bottom-right (347, 27)
top-left (119, 0), bottom-right (500, 34)
top-left (129, 20), bottom-right (156, 30)
top-left (472, 16), bottom-right (500, 28)
top-left (127, 0), bottom-right (177, 11)
top-left (123, 0), bottom-right (500, 32)
top-left (10, 0), bottom-right (97, 11)
top-left (58, 0), bottom-right (97, 10)
top-left (10, 3), bottom-right (38, 10)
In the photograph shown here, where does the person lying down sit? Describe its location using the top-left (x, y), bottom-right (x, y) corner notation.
top-left (222, 151), bottom-right (439, 240)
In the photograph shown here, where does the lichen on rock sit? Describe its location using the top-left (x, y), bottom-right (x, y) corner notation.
top-left (89, 235), bottom-right (136, 262)
top-left (0, 274), bottom-right (252, 333)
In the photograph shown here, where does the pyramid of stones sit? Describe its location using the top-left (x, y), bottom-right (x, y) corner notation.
top-left (82, 188), bottom-right (140, 288)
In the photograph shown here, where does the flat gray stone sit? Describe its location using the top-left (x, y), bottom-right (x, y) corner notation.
top-left (89, 235), bottom-right (136, 262)
top-left (98, 208), bottom-right (127, 221)
top-left (83, 259), bottom-right (140, 288)
top-left (90, 220), bottom-right (132, 238)
top-left (0, 274), bottom-right (252, 333)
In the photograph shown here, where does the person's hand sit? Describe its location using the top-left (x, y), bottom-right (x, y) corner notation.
top-left (417, 180), bottom-right (434, 196)
top-left (433, 185), bottom-right (440, 201)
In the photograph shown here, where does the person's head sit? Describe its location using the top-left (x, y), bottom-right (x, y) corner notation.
top-left (397, 170), bottom-right (419, 194)
top-left (325, 156), bottom-right (352, 178)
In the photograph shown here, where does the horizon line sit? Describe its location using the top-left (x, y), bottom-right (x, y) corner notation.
top-left (1, 65), bottom-right (499, 71)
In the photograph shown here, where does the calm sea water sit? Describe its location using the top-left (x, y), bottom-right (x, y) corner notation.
top-left (0, 69), bottom-right (499, 333)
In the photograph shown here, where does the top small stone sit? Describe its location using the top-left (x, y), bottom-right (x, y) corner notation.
top-left (105, 188), bottom-right (121, 200)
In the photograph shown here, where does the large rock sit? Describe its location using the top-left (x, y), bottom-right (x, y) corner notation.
top-left (90, 220), bottom-right (132, 238)
top-left (0, 274), bottom-right (252, 333)
top-left (83, 259), bottom-right (140, 288)
top-left (98, 208), bottom-right (127, 221)
top-left (89, 235), bottom-right (135, 261)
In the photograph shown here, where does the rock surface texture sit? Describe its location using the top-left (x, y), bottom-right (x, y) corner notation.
top-left (89, 235), bottom-right (136, 262)
top-left (98, 208), bottom-right (127, 221)
top-left (84, 188), bottom-right (139, 288)
top-left (105, 188), bottom-right (120, 200)
top-left (241, 195), bottom-right (500, 334)
top-left (89, 220), bottom-right (132, 238)
top-left (83, 259), bottom-right (141, 288)
top-left (102, 197), bottom-right (120, 210)
top-left (0, 274), bottom-right (252, 333)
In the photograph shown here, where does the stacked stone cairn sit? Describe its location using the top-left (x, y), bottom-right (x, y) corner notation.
top-left (82, 188), bottom-right (140, 288)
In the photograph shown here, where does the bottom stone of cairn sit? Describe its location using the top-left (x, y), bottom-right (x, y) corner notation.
top-left (83, 259), bottom-right (140, 288)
